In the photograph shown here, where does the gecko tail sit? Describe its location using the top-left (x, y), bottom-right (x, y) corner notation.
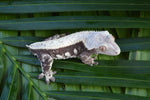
top-left (26, 45), bottom-right (30, 49)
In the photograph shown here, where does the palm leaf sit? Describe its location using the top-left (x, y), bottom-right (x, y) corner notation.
top-left (0, 36), bottom-right (43, 48)
top-left (44, 91), bottom-right (150, 100)
top-left (0, 46), bottom-right (4, 85)
top-left (0, 0), bottom-right (150, 99)
top-left (22, 82), bottom-right (32, 100)
top-left (0, 16), bottom-right (150, 30)
top-left (125, 11), bottom-right (150, 97)
top-left (0, 64), bottom-right (18, 100)
top-left (1, 44), bottom-right (49, 100)
top-left (0, 0), bottom-right (150, 13)
top-left (117, 37), bottom-right (150, 52)
top-left (18, 29), bottom-right (38, 100)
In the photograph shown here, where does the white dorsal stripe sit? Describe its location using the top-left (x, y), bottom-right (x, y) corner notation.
top-left (28, 31), bottom-right (110, 50)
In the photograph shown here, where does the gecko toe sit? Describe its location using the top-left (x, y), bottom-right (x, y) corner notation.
top-left (50, 77), bottom-right (55, 82)
top-left (38, 73), bottom-right (44, 79)
top-left (52, 71), bottom-right (57, 75)
top-left (93, 56), bottom-right (97, 60)
top-left (44, 70), bottom-right (56, 84)
top-left (46, 79), bottom-right (50, 84)
top-left (93, 61), bottom-right (98, 65)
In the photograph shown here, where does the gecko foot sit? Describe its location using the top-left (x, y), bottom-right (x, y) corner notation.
top-left (84, 58), bottom-right (98, 66)
top-left (93, 61), bottom-right (98, 65)
top-left (89, 61), bottom-right (98, 66)
top-left (91, 56), bottom-right (98, 65)
top-left (38, 70), bottom-right (57, 84)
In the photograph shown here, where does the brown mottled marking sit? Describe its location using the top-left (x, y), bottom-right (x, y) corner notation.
top-left (30, 41), bottom-right (87, 59)
top-left (31, 42), bottom-right (98, 66)
top-left (38, 54), bottom-right (53, 73)
top-left (36, 53), bottom-right (56, 84)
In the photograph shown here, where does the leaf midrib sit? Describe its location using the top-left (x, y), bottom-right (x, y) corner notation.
top-left (7, 65), bottom-right (17, 100)
top-left (45, 92), bottom-right (118, 100)
top-left (0, 2), bottom-right (150, 8)
top-left (0, 19), bottom-right (150, 25)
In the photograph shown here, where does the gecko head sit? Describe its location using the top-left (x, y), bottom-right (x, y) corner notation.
top-left (97, 34), bottom-right (121, 56)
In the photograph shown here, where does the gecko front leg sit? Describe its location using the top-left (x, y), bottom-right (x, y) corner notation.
top-left (38, 54), bottom-right (56, 84)
top-left (79, 50), bottom-right (98, 66)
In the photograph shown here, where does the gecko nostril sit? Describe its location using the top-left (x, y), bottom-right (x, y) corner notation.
top-left (114, 52), bottom-right (119, 55)
top-left (115, 50), bottom-right (120, 55)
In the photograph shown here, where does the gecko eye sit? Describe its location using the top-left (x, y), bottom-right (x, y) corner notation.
top-left (99, 46), bottom-right (107, 52)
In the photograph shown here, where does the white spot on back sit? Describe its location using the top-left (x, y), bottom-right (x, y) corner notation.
top-left (33, 53), bottom-right (37, 56)
top-left (65, 52), bottom-right (71, 57)
top-left (74, 49), bottom-right (78, 54)
top-left (56, 54), bottom-right (64, 59)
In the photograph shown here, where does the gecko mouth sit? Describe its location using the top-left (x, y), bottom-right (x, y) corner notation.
top-left (113, 48), bottom-right (121, 55)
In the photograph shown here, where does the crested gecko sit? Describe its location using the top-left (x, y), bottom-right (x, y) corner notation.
top-left (26, 31), bottom-right (121, 84)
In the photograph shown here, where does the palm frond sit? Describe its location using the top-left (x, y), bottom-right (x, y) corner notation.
top-left (0, 16), bottom-right (150, 30)
top-left (0, 44), bottom-right (49, 100)
top-left (0, 0), bottom-right (150, 13)
top-left (44, 91), bottom-right (150, 100)
top-left (0, 0), bottom-right (150, 100)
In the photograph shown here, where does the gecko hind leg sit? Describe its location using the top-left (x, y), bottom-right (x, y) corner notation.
top-left (38, 54), bottom-right (56, 84)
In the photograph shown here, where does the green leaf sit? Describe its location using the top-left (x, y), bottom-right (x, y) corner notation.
top-left (0, 36), bottom-right (43, 48)
top-left (2, 44), bottom-right (49, 100)
top-left (0, 64), bottom-right (18, 100)
top-left (0, 46), bottom-right (4, 85)
top-left (0, 68), bottom-right (3, 85)
top-left (8, 68), bottom-right (20, 100)
top-left (15, 55), bottom-right (150, 74)
top-left (125, 11), bottom-right (150, 97)
top-left (54, 60), bottom-right (150, 74)
top-left (15, 55), bottom-right (40, 65)
top-left (55, 72), bottom-right (150, 88)
top-left (0, 0), bottom-right (150, 13)
top-left (116, 37), bottom-right (150, 52)
top-left (44, 91), bottom-right (150, 100)
top-left (0, 16), bottom-right (150, 30)
top-left (22, 82), bottom-right (32, 100)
